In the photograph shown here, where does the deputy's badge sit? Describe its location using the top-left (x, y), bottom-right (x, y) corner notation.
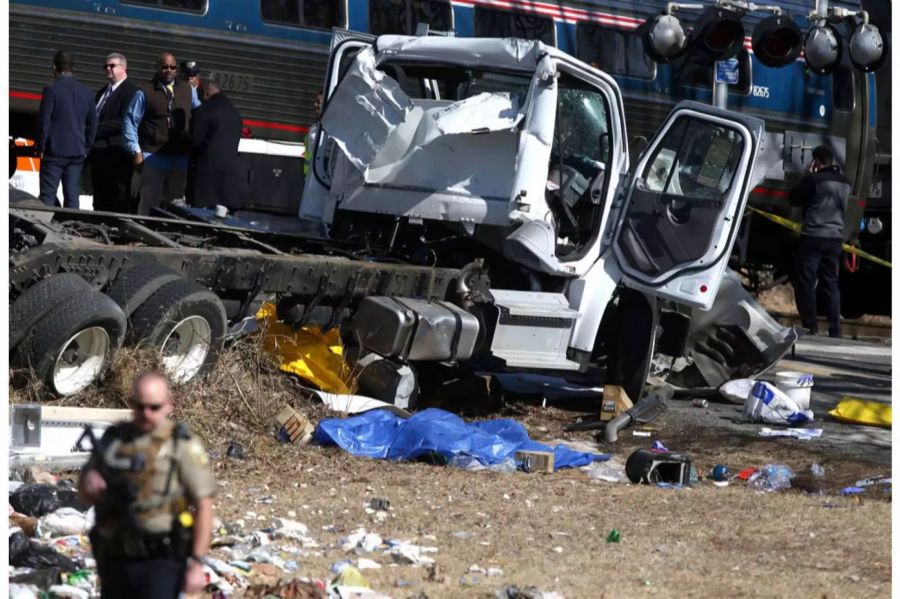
top-left (189, 440), bottom-right (209, 465)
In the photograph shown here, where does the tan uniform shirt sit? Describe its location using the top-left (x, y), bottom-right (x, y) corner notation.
top-left (88, 420), bottom-right (215, 535)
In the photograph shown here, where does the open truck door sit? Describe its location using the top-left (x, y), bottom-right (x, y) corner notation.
top-left (612, 101), bottom-right (764, 310)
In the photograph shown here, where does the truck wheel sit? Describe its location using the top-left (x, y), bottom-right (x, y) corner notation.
top-left (26, 290), bottom-right (127, 396)
top-left (128, 280), bottom-right (227, 384)
top-left (609, 288), bottom-right (659, 402)
top-left (105, 261), bottom-right (182, 317)
top-left (10, 273), bottom-right (92, 350)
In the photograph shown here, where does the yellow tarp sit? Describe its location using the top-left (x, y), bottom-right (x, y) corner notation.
top-left (256, 303), bottom-right (356, 395)
top-left (828, 396), bottom-right (892, 428)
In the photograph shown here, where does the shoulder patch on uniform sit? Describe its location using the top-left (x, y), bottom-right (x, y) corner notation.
top-left (188, 439), bottom-right (209, 465)
top-left (173, 423), bottom-right (192, 440)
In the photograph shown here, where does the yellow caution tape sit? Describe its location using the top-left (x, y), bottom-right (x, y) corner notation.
top-left (746, 206), bottom-right (892, 269)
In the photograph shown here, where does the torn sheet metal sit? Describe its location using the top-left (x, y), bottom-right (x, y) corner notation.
top-left (374, 35), bottom-right (546, 71)
top-left (321, 47), bottom-right (413, 174)
top-left (322, 47), bottom-right (528, 226)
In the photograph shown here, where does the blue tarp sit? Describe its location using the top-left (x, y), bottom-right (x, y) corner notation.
top-left (314, 408), bottom-right (610, 471)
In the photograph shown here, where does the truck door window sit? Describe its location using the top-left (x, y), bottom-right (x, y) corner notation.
top-left (549, 75), bottom-right (612, 257)
top-left (575, 23), bottom-right (656, 80)
top-left (260, 0), bottom-right (345, 29)
top-left (474, 6), bottom-right (555, 46)
top-left (620, 117), bottom-right (744, 276)
top-left (369, 0), bottom-right (452, 35)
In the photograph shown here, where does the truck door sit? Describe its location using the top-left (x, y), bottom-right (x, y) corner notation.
top-left (612, 101), bottom-right (764, 310)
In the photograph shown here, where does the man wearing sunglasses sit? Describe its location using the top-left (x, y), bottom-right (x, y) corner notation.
top-left (90, 53), bottom-right (139, 213)
top-left (123, 52), bottom-right (193, 215)
top-left (78, 371), bottom-right (215, 598)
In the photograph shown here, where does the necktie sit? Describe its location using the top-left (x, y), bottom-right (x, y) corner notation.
top-left (96, 85), bottom-right (112, 113)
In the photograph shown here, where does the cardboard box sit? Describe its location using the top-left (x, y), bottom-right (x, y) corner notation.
top-left (515, 450), bottom-right (555, 473)
top-left (600, 385), bottom-right (633, 422)
top-left (276, 406), bottom-right (315, 445)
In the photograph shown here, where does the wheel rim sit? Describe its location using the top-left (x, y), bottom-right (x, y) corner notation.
top-left (52, 326), bottom-right (110, 395)
top-left (161, 315), bottom-right (212, 384)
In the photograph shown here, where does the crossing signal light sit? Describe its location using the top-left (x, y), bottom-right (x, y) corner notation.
top-left (803, 24), bottom-right (842, 74)
top-left (643, 14), bottom-right (688, 63)
top-left (752, 14), bottom-right (802, 68)
top-left (693, 6), bottom-right (745, 61)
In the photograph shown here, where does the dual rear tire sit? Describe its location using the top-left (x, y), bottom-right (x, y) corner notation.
top-left (10, 263), bottom-right (227, 397)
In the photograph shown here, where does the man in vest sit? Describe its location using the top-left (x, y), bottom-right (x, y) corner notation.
top-left (78, 371), bottom-right (215, 598)
top-left (123, 52), bottom-right (193, 215)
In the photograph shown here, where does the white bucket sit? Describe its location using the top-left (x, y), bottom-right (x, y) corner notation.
top-left (775, 371), bottom-right (814, 411)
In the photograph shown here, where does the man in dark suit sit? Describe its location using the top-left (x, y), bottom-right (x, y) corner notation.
top-left (90, 52), bottom-right (139, 212)
top-left (36, 50), bottom-right (98, 208)
top-left (187, 81), bottom-right (243, 209)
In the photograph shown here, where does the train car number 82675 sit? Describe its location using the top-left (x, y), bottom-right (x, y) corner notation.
top-left (208, 71), bottom-right (254, 93)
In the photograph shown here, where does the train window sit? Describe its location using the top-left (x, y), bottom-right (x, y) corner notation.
top-left (260, 0), bottom-right (345, 30)
top-left (120, 0), bottom-right (206, 12)
top-left (832, 66), bottom-right (854, 111)
top-left (473, 6), bottom-right (555, 46)
top-left (575, 23), bottom-right (655, 80)
top-left (674, 49), bottom-right (751, 94)
top-left (369, 0), bottom-right (452, 35)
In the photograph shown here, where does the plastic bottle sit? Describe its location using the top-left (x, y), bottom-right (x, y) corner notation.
top-left (751, 465), bottom-right (794, 491)
top-left (810, 463), bottom-right (825, 477)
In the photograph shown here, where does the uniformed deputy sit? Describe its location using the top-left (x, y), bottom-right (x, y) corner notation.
top-left (78, 371), bottom-right (216, 598)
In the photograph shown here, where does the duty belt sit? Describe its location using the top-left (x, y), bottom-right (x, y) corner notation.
top-left (92, 529), bottom-right (179, 560)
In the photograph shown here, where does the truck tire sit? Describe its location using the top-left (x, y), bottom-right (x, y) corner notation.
top-left (10, 273), bottom-right (92, 351)
top-left (608, 289), bottom-right (658, 402)
top-left (105, 261), bottom-right (182, 318)
top-left (127, 280), bottom-right (227, 384)
top-left (25, 290), bottom-right (127, 396)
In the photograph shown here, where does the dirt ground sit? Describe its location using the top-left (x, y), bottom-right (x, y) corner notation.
top-left (12, 337), bottom-right (891, 598)
top-left (200, 396), bottom-right (891, 599)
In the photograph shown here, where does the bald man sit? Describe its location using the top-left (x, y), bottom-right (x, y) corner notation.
top-left (123, 52), bottom-right (193, 215)
top-left (78, 371), bottom-right (215, 598)
top-left (187, 80), bottom-right (243, 210)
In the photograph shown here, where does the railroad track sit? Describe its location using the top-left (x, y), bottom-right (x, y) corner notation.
top-left (769, 311), bottom-right (891, 341)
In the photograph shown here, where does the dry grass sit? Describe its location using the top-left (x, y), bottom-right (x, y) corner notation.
top-left (9, 336), bottom-right (340, 454)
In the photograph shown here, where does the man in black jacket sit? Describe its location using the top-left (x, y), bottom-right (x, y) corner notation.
top-left (36, 50), bottom-right (97, 208)
top-left (788, 145), bottom-right (851, 337)
top-left (187, 81), bottom-right (243, 210)
top-left (90, 52), bottom-right (139, 212)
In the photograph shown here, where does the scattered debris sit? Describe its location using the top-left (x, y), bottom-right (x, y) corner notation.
top-left (369, 498), bottom-right (391, 512)
top-left (276, 405), bottom-right (316, 445)
top-left (709, 465), bottom-right (730, 482)
top-left (9, 483), bottom-right (84, 518)
top-left (719, 379), bottom-right (756, 404)
top-left (810, 463), bottom-right (826, 477)
top-left (583, 461), bottom-right (627, 483)
top-left (828, 396), bottom-right (892, 428)
top-left (605, 529), bottom-right (621, 543)
top-left (758, 427), bottom-right (823, 441)
top-left (625, 448), bottom-right (693, 486)
top-left (841, 487), bottom-right (866, 495)
top-left (743, 382), bottom-right (814, 425)
top-left (23, 466), bottom-right (58, 486)
top-left (600, 385), bottom-right (632, 422)
top-left (516, 450), bottom-right (554, 473)
top-left (449, 456), bottom-right (517, 473)
top-left (631, 431), bottom-right (652, 438)
top-left (749, 465), bottom-right (794, 492)
top-left (226, 441), bottom-right (246, 460)
top-left (692, 398), bottom-right (708, 409)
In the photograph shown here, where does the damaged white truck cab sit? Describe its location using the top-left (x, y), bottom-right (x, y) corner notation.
top-left (301, 33), bottom-right (795, 403)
